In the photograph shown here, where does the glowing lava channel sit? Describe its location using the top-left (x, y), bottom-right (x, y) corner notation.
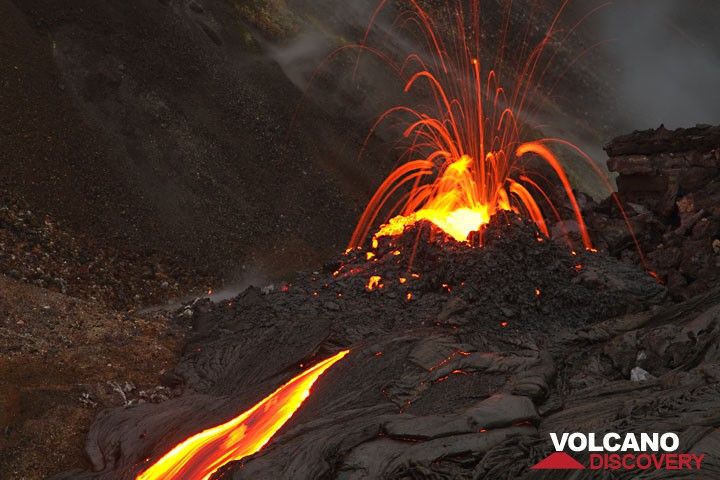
top-left (136, 350), bottom-right (349, 480)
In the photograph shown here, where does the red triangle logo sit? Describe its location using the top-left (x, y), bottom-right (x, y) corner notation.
top-left (531, 452), bottom-right (585, 470)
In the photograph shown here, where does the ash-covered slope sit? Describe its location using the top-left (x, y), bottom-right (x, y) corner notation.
top-left (0, 0), bottom-right (390, 278)
top-left (54, 215), bottom-right (687, 480)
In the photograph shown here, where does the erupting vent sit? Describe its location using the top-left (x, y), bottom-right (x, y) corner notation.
top-left (349, 0), bottom-right (615, 251)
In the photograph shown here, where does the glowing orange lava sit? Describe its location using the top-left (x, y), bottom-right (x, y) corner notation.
top-left (136, 350), bottom-right (349, 480)
top-left (366, 275), bottom-right (383, 291)
top-left (349, 0), bottom-right (601, 250)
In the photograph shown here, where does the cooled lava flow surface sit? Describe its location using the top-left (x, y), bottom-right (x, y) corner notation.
top-left (57, 214), bottom-right (671, 480)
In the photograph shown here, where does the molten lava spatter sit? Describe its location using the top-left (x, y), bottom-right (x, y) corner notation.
top-left (373, 156), bottom-right (494, 243)
top-left (349, 0), bottom-right (602, 251)
top-left (136, 350), bottom-right (348, 480)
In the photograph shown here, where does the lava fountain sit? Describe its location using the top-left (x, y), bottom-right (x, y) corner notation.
top-left (136, 350), bottom-right (349, 480)
top-left (349, 0), bottom-right (603, 250)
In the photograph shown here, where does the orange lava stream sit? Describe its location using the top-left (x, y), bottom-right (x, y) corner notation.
top-left (349, 0), bottom-right (599, 250)
top-left (136, 350), bottom-right (349, 480)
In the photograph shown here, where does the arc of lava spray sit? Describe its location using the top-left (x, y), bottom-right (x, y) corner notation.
top-left (349, 0), bottom-right (601, 250)
top-left (136, 350), bottom-right (349, 480)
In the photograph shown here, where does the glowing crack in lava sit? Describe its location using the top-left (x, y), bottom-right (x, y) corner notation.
top-left (348, 0), bottom-right (605, 250)
top-left (136, 350), bottom-right (349, 480)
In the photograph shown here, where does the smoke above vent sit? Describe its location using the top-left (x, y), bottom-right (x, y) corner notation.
top-left (267, 0), bottom-right (719, 137)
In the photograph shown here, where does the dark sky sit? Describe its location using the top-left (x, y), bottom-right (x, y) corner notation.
top-left (597, 0), bottom-right (720, 130)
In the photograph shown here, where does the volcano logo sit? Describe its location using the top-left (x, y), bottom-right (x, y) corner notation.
top-left (530, 432), bottom-right (705, 472)
top-left (531, 452), bottom-right (585, 470)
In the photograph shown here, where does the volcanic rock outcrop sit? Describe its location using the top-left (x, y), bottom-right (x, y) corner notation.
top-left (588, 125), bottom-right (720, 300)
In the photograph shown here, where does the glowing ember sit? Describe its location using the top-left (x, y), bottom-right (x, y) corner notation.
top-left (349, 0), bottom-right (603, 251)
top-left (366, 275), bottom-right (383, 291)
top-left (135, 350), bottom-right (348, 480)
